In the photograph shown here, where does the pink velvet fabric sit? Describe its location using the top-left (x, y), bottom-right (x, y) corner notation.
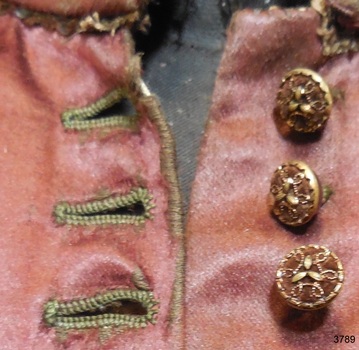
top-left (7, 0), bottom-right (145, 16)
top-left (185, 8), bottom-right (359, 350)
top-left (0, 15), bottom-right (180, 349)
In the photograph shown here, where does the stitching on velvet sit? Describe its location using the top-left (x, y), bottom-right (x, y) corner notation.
top-left (43, 289), bottom-right (158, 331)
top-left (132, 268), bottom-right (151, 291)
top-left (53, 188), bottom-right (154, 226)
top-left (61, 88), bottom-right (138, 131)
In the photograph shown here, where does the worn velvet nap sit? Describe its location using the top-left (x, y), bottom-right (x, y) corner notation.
top-left (0, 15), bottom-right (182, 349)
top-left (185, 7), bottom-right (359, 350)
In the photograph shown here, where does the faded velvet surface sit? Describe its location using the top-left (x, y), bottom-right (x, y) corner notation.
top-left (0, 15), bottom-right (181, 349)
top-left (185, 8), bottom-right (359, 350)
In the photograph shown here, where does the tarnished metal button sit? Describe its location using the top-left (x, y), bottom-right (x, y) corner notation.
top-left (276, 245), bottom-right (344, 310)
top-left (269, 160), bottom-right (326, 227)
top-left (276, 68), bottom-right (332, 133)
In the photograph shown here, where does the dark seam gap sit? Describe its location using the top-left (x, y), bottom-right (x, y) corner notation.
top-left (53, 187), bottom-right (154, 226)
top-left (61, 88), bottom-right (138, 131)
top-left (43, 289), bottom-right (158, 331)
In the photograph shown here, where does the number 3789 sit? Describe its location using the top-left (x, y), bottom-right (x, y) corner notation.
top-left (334, 335), bottom-right (355, 343)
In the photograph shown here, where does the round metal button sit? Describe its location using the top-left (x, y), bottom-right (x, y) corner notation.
top-left (276, 68), bottom-right (332, 133)
top-left (269, 160), bottom-right (322, 226)
top-left (276, 245), bottom-right (344, 310)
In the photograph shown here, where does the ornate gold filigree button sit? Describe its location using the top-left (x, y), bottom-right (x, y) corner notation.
top-left (268, 160), bottom-right (331, 227)
top-left (276, 68), bottom-right (332, 133)
top-left (276, 245), bottom-right (344, 310)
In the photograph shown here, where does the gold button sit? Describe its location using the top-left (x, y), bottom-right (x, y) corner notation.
top-left (269, 160), bottom-right (326, 227)
top-left (276, 245), bottom-right (344, 310)
top-left (276, 68), bottom-right (332, 133)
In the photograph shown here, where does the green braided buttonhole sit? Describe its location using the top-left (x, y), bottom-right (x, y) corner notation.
top-left (61, 88), bottom-right (138, 131)
top-left (53, 187), bottom-right (154, 226)
top-left (44, 289), bottom-right (158, 332)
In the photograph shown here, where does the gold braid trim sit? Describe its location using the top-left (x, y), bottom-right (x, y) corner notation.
top-left (0, 0), bottom-right (150, 35)
top-left (312, 0), bottom-right (359, 56)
